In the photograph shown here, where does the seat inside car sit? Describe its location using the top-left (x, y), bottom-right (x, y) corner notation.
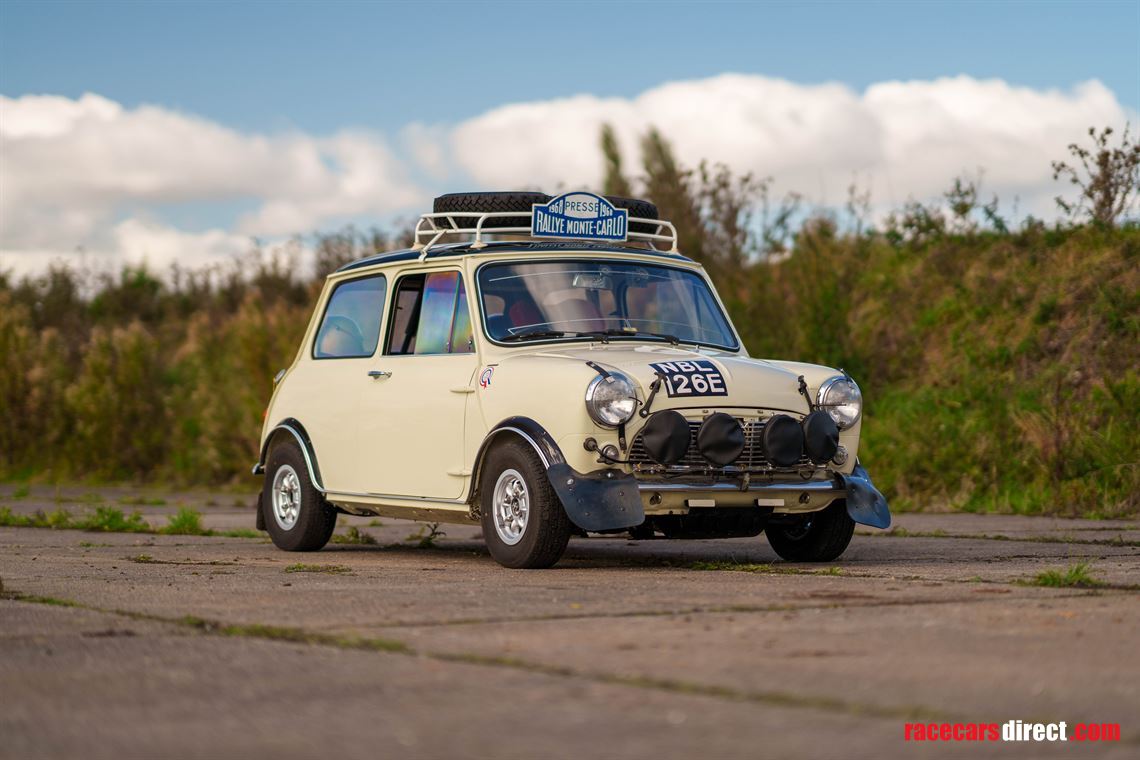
top-left (316, 316), bottom-right (366, 357)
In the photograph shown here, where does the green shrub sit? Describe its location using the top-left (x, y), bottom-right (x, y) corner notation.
top-left (75, 506), bottom-right (150, 533)
top-left (162, 507), bottom-right (206, 535)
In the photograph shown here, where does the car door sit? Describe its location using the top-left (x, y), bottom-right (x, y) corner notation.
top-left (283, 273), bottom-right (389, 494)
top-left (355, 269), bottom-right (479, 499)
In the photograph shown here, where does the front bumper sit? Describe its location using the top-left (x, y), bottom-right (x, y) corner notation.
top-left (549, 459), bottom-right (890, 533)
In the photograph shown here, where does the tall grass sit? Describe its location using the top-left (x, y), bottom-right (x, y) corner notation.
top-left (1, 181), bottom-right (1137, 518)
top-left (1, 253), bottom-right (317, 484)
top-left (739, 224), bottom-right (1139, 518)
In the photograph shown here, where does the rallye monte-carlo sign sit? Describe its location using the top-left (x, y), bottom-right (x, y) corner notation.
top-left (532, 192), bottom-right (629, 242)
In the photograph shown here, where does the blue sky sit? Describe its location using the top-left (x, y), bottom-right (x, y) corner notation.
top-left (3, 1), bottom-right (1137, 130)
top-left (1, 1), bottom-right (1138, 275)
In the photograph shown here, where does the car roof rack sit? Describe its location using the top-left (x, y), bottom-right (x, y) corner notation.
top-left (411, 210), bottom-right (678, 258)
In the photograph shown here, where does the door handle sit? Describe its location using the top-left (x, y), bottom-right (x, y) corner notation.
top-left (367, 370), bottom-right (392, 379)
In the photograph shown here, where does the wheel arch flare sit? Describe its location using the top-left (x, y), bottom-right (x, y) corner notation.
top-left (471, 417), bottom-right (645, 532)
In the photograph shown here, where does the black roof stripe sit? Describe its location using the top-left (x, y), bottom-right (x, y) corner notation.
top-left (336, 241), bottom-right (695, 273)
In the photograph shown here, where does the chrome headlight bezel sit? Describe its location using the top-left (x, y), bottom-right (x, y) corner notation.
top-left (817, 375), bottom-right (862, 430)
top-left (585, 373), bottom-right (638, 428)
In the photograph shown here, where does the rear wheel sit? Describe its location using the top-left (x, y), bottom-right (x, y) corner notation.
top-left (480, 439), bottom-right (572, 569)
top-left (262, 442), bottom-right (337, 552)
top-left (764, 501), bottom-right (854, 562)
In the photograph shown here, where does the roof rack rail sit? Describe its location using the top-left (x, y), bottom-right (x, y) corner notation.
top-left (411, 211), bottom-right (678, 258)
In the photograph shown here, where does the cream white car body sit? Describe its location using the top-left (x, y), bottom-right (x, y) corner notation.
top-left (254, 241), bottom-right (882, 532)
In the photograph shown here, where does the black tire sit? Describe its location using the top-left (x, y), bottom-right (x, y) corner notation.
top-left (262, 442), bottom-right (337, 552)
top-left (479, 438), bottom-right (572, 569)
top-left (764, 501), bottom-right (855, 562)
top-left (604, 196), bottom-right (659, 234)
top-left (432, 191), bottom-right (660, 236)
top-left (433, 191), bottom-right (551, 231)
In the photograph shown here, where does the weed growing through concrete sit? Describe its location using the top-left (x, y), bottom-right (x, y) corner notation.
top-left (407, 523), bottom-right (446, 548)
top-left (162, 507), bottom-right (206, 535)
top-left (118, 496), bottom-right (167, 506)
top-left (179, 616), bottom-right (409, 652)
top-left (1, 507), bottom-right (69, 529)
top-left (1028, 561), bottom-right (1105, 588)
top-left (76, 506), bottom-right (150, 533)
top-left (689, 561), bottom-right (851, 577)
top-left (284, 563), bottom-right (352, 575)
top-left (219, 528), bottom-right (261, 538)
top-left (1, 504), bottom-right (261, 539)
top-left (689, 561), bottom-right (805, 575)
top-left (126, 554), bottom-right (236, 566)
top-left (867, 527), bottom-right (1140, 548)
top-left (331, 526), bottom-right (377, 545)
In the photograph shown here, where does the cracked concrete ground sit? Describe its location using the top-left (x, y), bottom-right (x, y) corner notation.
top-left (1, 486), bottom-right (1137, 759)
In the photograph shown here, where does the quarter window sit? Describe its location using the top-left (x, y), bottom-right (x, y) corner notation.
top-left (385, 272), bottom-right (474, 355)
top-left (313, 275), bottom-right (387, 359)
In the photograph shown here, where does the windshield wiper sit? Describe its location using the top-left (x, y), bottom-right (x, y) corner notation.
top-left (576, 329), bottom-right (680, 346)
top-left (500, 329), bottom-right (566, 342)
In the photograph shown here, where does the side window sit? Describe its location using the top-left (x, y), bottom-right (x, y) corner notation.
top-left (313, 275), bottom-right (387, 359)
top-left (385, 271), bottom-right (474, 356)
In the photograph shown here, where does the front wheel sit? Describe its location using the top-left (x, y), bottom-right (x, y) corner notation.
top-left (262, 442), bottom-right (337, 552)
top-left (765, 500), bottom-right (855, 562)
top-left (480, 439), bottom-right (572, 569)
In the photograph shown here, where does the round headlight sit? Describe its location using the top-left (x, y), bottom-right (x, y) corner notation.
top-left (817, 376), bottom-right (862, 429)
top-left (585, 373), bottom-right (638, 427)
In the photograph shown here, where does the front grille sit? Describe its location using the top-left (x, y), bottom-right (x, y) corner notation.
top-left (627, 417), bottom-right (814, 473)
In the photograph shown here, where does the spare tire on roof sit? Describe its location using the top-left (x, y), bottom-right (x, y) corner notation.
top-left (603, 196), bottom-right (660, 234)
top-left (433, 191), bottom-right (551, 231)
top-left (431, 191), bottom-right (661, 237)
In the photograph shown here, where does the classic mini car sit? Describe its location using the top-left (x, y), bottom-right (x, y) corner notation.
top-left (253, 191), bottom-right (890, 568)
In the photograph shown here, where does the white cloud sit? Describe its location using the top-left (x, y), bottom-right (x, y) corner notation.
top-left (400, 122), bottom-right (452, 181)
top-left (110, 219), bottom-right (252, 270)
top-left (448, 74), bottom-right (1134, 216)
top-left (0, 92), bottom-right (424, 273)
top-left (1, 76), bottom-right (1134, 277)
top-left (0, 221), bottom-right (254, 281)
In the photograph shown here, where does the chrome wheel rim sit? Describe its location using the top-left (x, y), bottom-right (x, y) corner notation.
top-left (272, 464), bottom-right (302, 531)
top-left (492, 469), bottom-right (529, 546)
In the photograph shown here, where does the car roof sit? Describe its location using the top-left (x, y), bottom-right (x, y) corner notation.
top-left (336, 240), bottom-right (697, 273)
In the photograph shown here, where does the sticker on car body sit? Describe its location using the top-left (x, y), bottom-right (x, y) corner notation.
top-left (649, 360), bottom-right (727, 397)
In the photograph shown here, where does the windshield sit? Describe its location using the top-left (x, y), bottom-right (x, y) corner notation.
top-left (477, 260), bottom-right (738, 349)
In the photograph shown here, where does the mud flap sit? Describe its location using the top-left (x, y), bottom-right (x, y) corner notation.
top-left (839, 463), bottom-right (891, 529)
top-left (547, 463), bottom-right (645, 532)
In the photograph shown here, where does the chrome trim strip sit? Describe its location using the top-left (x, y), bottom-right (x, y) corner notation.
top-left (265, 424), bottom-right (327, 493)
top-left (494, 426), bottom-right (551, 469)
top-left (323, 488), bottom-right (469, 506)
